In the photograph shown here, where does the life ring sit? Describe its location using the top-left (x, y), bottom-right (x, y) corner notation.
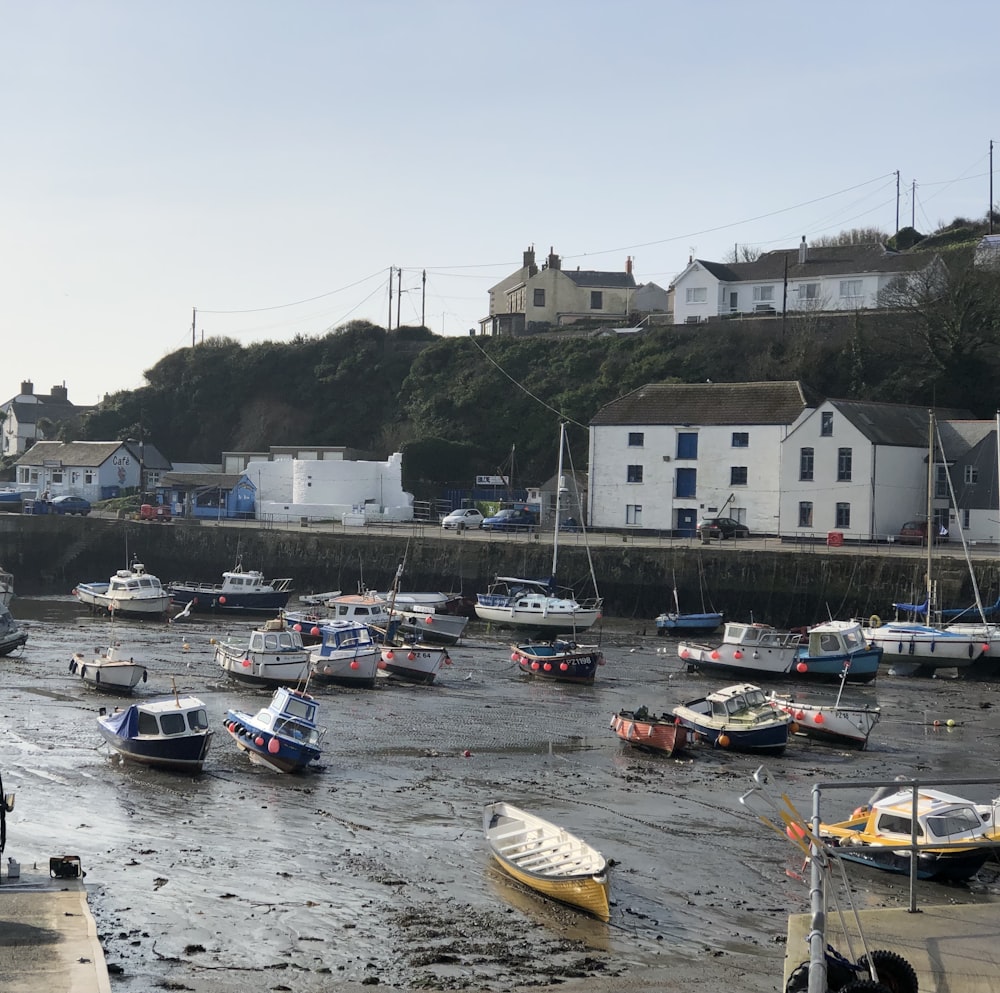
top-left (869, 614), bottom-right (882, 629)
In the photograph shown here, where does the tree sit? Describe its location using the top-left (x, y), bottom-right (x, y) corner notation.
top-left (811, 227), bottom-right (889, 247)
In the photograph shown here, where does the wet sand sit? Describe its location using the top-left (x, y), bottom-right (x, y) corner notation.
top-left (3, 596), bottom-right (1000, 992)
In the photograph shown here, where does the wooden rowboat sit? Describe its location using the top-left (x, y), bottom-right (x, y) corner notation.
top-left (483, 801), bottom-right (610, 921)
top-left (610, 708), bottom-right (688, 756)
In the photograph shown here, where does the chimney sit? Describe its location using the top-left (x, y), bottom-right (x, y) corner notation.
top-left (547, 247), bottom-right (561, 271)
top-left (799, 236), bottom-right (808, 264)
top-left (523, 245), bottom-right (535, 269)
top-left (20, 380), bottom-right (33, 396)
top-left (50, 384), bottom-right (68, 403)
top-left (626, 256), bottom-right (633, 276)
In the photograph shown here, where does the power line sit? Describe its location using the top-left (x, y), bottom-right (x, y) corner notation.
top-left (198, 268), bottom-right (387, 315)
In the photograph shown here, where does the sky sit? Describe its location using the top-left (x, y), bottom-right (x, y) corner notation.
top-left (2, 0), bottom-right (997, 405)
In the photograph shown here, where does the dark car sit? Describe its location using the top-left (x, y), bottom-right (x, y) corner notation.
top-left (898, 520), bottom-right (949, 545)
top-left (696, 516), bottom-right (750, 540)
top-left (50, 495), bottom-right (92, 516)
top-left (481, 508), bottom-right (538, 532)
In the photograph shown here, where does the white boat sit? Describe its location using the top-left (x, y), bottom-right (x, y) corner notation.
top-left (483, 801), bottom-right (610, 921)
top-left (320, 592), bottom-right (391, 628)
top-left (0, 565), bottom-right (13, 608)
top-left (477, 423), bottom-right (602, 632)
top-left (74, 558), bottom-right (170, 618)
top-left (215, 619), bottom-right (311, 687)
top-left (390, 603), bottom-right (468, 645)
top-left (307, 619), bottom-right (380, 688)
top-left (69, 639), bottom-right (148, 693)
top-left (378, 642), bottom-right (450, 684)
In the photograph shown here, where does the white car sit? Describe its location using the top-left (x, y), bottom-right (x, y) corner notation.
top-left (441, 508), bottom-right (485, 530)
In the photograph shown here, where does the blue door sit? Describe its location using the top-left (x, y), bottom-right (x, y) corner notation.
top-left (676, 509), bottom-right (698, 537)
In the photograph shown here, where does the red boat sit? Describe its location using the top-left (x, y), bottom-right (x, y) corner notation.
top-left (611, 708), bottom-right (688, 756)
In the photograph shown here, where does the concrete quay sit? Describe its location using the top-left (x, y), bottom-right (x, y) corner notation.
top-left (786, 902), bottom-right (1000, 992)
top-left (0, 872), bottom-right (110, 993)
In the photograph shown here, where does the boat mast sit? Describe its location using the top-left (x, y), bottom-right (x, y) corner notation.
top-left (925, 409), bottom-right (934, 620)
top-left (551, 422), bottom-right (566, 583)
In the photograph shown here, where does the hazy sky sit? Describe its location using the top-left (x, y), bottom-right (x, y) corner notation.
top-left (2, 0), bottom-right (995, 405)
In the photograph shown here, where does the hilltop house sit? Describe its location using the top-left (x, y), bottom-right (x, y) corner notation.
top-left (13, 440), bottom-right (171, 501)
top-left (479, 247), bottom-right (657, 334)
top-left (670, 239), bottom-right (942, 325)
top-left (588, 381), bottom-right (816, 534)
top-left (1, 381), bottom-right (93, 457)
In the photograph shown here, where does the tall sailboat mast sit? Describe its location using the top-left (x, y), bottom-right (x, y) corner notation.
top-left (925, 409), bottom-right (935, 619)
top-left (551, 422), bottom-right (566, 582)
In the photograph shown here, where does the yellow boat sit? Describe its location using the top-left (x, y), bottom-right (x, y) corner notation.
top-left (483, 801), bottom-right (610, 921)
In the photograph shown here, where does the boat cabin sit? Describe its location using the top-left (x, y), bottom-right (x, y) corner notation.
top-left (706, 684), bottom-right (769, 718)
top-left (860, 789), bottom-right (997, 845)
top-left (249, 627), bottom-right (305, 653)
top-left (723, 623), bottom-right (801, 649)
top-left (806, 621), bottom-right (866, 657)
top-left (318, 621), bottom-right (375, 651)
top-left (109, 563), bottom-right (164, 595)
top-left (261, 687), bottom-right (324, 744)
top-left (138, 699), bottom-right (209, 736)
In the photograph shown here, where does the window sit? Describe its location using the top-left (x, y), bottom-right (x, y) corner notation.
top-left (836, 502), bottom-right (851, 528)
top-left (626, 504), bottom-right (642, 526)
top-left (685, 287), bottom-right (707, 304)
top-left (628, 432), bottom-right (644, 447)
top-left (731, 466), bottom-right (748, 486)
top-left (84, 471), bottom-right (94, 484)
top-left (799, 502), bottom-right (813, 527)
top-left (626, 464), bottom-right (643, 483)
top-left (839, 279), bottom-right (863, 299)
top-left (799, 282), bottom-right (819, 299)
top-left (533, 288), bottom-right (545, 307)
top-left (837, 447), bottom-right (852, 482)
top-left (590, 291), bottom-right (603, 310)
top-left (676, 467), bottom-right (697, 498)
top-left (935, 465), bottom-right (948, 499)
top-left (752, 285), bottom-right (774, 302)
top-left (52, 471), bottom-right (63, 484)
top-left (965, 464), bottom-right (979, 484)
top-left (800, 447), bottom-right (814, 481)
top-left (677, 432), bottom-right (698, 459)
top-left (731, 432), bottom-right (749, 448)
top-left (821, 411), bottom-right (833, 436)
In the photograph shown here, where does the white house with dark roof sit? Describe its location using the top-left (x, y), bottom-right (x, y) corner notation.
top-left (14, 440), bottom-right (171, 501)
top-left (479, 247), bottom-right (639, 334)
top-left (0, 381), bottom-right (92, 456)
top-left (777, 400), bottom-right (981, 542)
top-left (670, 239), bottom-right (943, 325)
top-left (588, 381), bottom-right (815, 534)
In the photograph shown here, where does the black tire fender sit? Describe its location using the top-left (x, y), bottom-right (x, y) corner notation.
top-left (856, 951), bottom-right (918, 993)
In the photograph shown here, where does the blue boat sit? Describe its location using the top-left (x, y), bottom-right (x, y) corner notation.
top-left (671, 683), bottom-right (792, 754)
top-left (224, 686), bottom-right (325, 774)
top-left (0, 604), bottom-right (28, 658)
top-left (97, 696), bottom-right (213, 772)
top-left (511, 640), bottom-right (605, 684)
top-left (655, 583), bottom-right (722, 636)
top-left (168, 563), bottom-right (293, 615)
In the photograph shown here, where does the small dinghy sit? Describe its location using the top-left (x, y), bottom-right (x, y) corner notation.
top-left (224, 686), bottom-right (325, 774)
top-left (483, 801), bottom-right (610, 921)
top-left (611, 708), bottom-right (688, 756)
top-left (98, 694), bottom-right (213, 772)
top-left (70, 639), bottom-right (148, 693)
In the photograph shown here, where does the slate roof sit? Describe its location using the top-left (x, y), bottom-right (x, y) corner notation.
top-left (828, 400), bottom-right (975, 447)
top-left (159, 472), bottom-right (242, 489)
top-left (563, 270), bottom-right (637, 289)
top-left (692, 244), bottom-right (933, 283)
top-left (590, 381), bottom-right (816, 426)
top-left (15, 441), bottom-right (125, 467)
top-left (8, 399), bottom-right (90, 426)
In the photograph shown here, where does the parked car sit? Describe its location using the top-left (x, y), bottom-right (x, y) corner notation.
top-left (441, 508), bottom-right (484, 530)
top-left (696, 517), bottom-right (750, 540)
top-left (898, 520), bottom-right (949, 545)
top-left (481, 508), bottom-right (538, 532)
top-left (50, 495), bottom-right (92, 516)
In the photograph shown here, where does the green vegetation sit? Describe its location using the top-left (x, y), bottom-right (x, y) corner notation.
top-left (74, 219), bottom-right (1000, 489)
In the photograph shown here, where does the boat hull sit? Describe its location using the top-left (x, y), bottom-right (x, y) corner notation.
top-left (864, 623), bottom-right (985, 670)
top-left (655, 612), bottom-right (723, 636)
top-left (475, 603), bottom-right (601, 631)
top-left (483, 802), bottom-right (610, 921)
top-left (74, 584), bottom-right (170, 618)
top-left (168, 586), bottom-right (291, 614)
top-left (379, 645), bottom-right (447, 684)
top-left (224, 718), bottom-right (320, 773)
top-left (769, 696), bottom-right (880, 749)
top-left (69, 655), bottom-right (148, 692)
top-left (679, 641), bottom-right (880, 684)
top-left (310, 650), bottom-right (379, 688)
top-left (97, 723), bottom-right (213, 772)
top-left (826, 843), bottom-right (991, 882)
top-left (512, 642), bottom-right (604, 684)
top-left (393, 610), bottom-right (467, 645)
top-left (611, 711), bottom-right (687, 755)
top-left (215, 644), bottom-right (311, 687)
top-left (0, 630), bottom-right (28, 657)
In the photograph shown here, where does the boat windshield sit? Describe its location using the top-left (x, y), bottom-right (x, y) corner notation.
top-left (875, 813), bottom-right (925, 838)
top-left (743, 689), bottom-right (766, 708)
top-left (160, 712), bottom-right (189, 736)
top-left (725, 694), bottom-right (748, 715)
top-left (926, 808), bottom-right (985, 839)
top-left (283, 697), bottom-right (316, 722)
top-left (187, 708), bottom-right (209, 731)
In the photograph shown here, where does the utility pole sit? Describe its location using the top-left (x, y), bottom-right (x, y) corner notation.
top-left (895, 170), bottom-right (900, 234)
top-left (396, 267), bottom-right (402, 328)
top-left (912, 180), bottom-right (916, 229)
top-left (991, 140), bottom-right (995, 235)
top-left (387, 267), bottom-right (394, 330)
top-left (191, 307), bottom-right (196, 347)
top-left (421, 269), bottom-right (426, 328)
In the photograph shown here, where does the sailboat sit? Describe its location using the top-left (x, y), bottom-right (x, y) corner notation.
top-left (655, 571), bottom-right (722, 636)
top-left (863, 410), bottom-right (987, 675)
top-left (475, 423), bottom-right (603, 633)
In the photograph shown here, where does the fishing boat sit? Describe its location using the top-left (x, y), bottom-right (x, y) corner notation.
top-left (167, 562), bottom-right (293, 615)
top-left (69, 638), bottom-right (148, 693)
top-left (477, 423), bottom-right (602, 633)
top-left (307, 619), bottom-right (380, 688)
top-left (214, 619), bottom-right (311, 687)
top-left (0, 565), bottom-right (13, 608)
top-left (224, 686), bottom-right (325, 774)
top-left (767, 662), bottom-right (881, 749)
top-left (97, 694), bottom-right (213, 772)
top-left (483, 801), bottom-right (610, 921)
top-left (671, 683), bottom-right (792, 754)
top-left (378, 642), bottom-right (450, 684)
top-left (511, 640), bottom-right (604, 684)
top-left (819, 786), bottom-right (1000, 881)
top-left (862, 410), bottom-right (988, 675)
top-left (610, 707), bottom-right (688, 756)
top-left (0, 604), bottom-right (28, 658)
top-left (390, 604), bottom-right (468, 645)
top-left (74, 558), bottom-right (170, 619)
top-left (655, 575), bottom-right (722, 636)
top-left (679, 618), bottom-right (880, 683)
